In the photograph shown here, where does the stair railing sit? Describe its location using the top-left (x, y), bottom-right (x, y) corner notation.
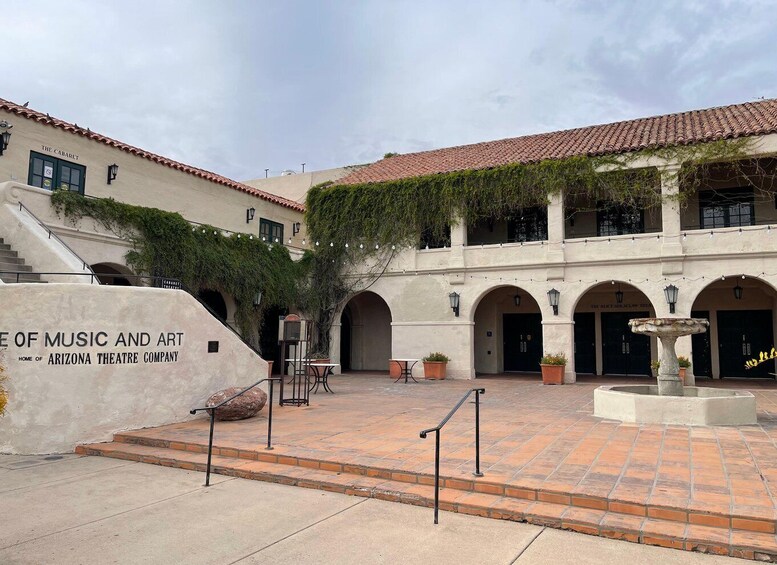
top-left (17, 201), bottom-right (97, 280)
top-left (419, 387), bottom-right (485, 524)
top-left (190, 377), bottom-right (280, 486)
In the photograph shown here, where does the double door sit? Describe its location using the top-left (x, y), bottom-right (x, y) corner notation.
top-left (718, 310), bottom-right (774, 378)
top-left (503, 313), bottom-right (543, 372)
top-left (601, 312), bottom-right (651, 376)
top-left (574, 312), bottom-right (596, 374)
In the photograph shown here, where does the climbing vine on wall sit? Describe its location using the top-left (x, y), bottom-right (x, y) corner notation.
top-left (51, 191), bottom-right (303, 340)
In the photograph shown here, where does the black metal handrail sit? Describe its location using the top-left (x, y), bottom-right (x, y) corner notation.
top-left (17, 201), bottom-right (97, 277)
top-left (0, 270), bottom-right (182, 285)
top-left (420, 387), bottom-right (485, 525)
top-left (190, 377), bottom-right (280, 487)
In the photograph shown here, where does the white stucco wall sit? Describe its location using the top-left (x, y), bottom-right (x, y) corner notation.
top-left (0, 284), bottom-right (268, 454)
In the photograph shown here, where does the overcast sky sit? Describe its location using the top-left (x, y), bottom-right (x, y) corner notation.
top-left (3, 1), bottom-right (776, 181)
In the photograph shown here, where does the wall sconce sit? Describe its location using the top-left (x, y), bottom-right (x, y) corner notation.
top-left (246, 207), bottom-right (256, 224)
top-left (253, 290), bottom-right (263, 307)
top-left (547, 288), bottom-right (560, 315)
top-left (0, 120), bottom-right (12, 156)
top-left (292, 222), bottom-right (301, 236)
top-left (107, 163), bottom-right (118, 184)
top-left (615, 284), bottom-right (624, 304)
top-left (513, 294), bottom-right (521, 307)
top-left (449, 291), bottom-right (460, 317)
top-left (733, 283), bottom-right (743, 300)
top-left (664, 284), bottom-right (679, 314)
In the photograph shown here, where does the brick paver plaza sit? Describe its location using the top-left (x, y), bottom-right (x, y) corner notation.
top-left (81, 375), bottom-right (777, 559)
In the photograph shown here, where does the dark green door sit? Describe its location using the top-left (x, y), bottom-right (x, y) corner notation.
top-left (691, 310), bottom-right (712, 378)
top-left (503, 313), bottom-right (543, 372)
top-left (718, 310), bottom-right (774, 378)
top-left (601, 312), bottom-right (651, 376)
top-left (574, 312), bottom-right (596, 374)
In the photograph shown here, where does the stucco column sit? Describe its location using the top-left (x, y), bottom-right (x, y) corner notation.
top-left (546, 192), bottom-right (565, 257)
top-left (542, 319), bottom-right (576, 383)
top-left (449, 213), bottom-right (466, 268)
top-left (674, 336), bottom-right (694, 386)
top-left (660, 166), bottom-right (684, 275)
top-left (330, 322), bottom-right (342, 374)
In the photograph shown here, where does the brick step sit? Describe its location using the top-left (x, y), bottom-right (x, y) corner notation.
top-left (0, 260), bottom-right (31, 270)
top-left (111, 432), bottom-right (775, 539)
top-left (77, 441), bottom-right (775, 560)
top-left (0, 243), bottom-right (12, 251)
top-left (0, 249), bottom-right (20, 260)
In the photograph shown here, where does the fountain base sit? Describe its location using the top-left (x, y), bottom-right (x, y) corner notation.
top-left (594, 385), bottom-right (756, 426)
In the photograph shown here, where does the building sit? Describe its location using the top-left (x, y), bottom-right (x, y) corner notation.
top-left (324, 99), bottom-right (777, 382)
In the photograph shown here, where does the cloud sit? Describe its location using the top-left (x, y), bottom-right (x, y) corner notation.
top-left (1, 0), bottom-right (775, 180)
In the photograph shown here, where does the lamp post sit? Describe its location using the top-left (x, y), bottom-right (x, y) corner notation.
top-left (246, 207), bottom-right (256, 224)
top-left (107, 163), bottom-right (118, 184)
top-left (664, 284), bottom-right (679, 314)
top-left (547, 288), bottom-right (560, 315)
top-left (449, 291), bottom-right (460, 317)
top-left (0, 127), bottom-right (11, 156)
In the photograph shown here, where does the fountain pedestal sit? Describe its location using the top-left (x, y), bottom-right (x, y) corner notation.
top-left (629, 318), bottom-right (709, 396)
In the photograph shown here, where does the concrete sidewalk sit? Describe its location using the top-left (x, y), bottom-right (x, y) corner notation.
top-left (0, 455), bottom-right (747, 564)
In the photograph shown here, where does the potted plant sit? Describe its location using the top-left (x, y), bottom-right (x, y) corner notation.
top-left (650, 360), bottom-right (660, 379)
top-left (540, 352), bottom-right (567, 385)
top-left (423, 352), bottom-right (450, 380)
top-left (307, 351), bottom-right (330, 376)
top-left (678, 356), bottom-right (691, 383)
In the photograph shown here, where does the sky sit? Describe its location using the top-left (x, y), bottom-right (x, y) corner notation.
top-left (3, 0), bottom-right (777, 181)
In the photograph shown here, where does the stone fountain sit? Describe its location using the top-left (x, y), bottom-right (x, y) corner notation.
top-left (593, 317), bottom-right (757, 425)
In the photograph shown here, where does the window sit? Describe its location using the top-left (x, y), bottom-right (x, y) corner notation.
top-left (28, 151), bottom-right (85, 194)
top-left (259, 218), bottom-right (284, 243)
top-left (597, 204), bottom-right (643, 236)
top-left (419, 225), bottom-right (451, 249)
top-left (507, 207), bottom-right (548, 242)
top-left (699, 188), bottom-right (754, 229)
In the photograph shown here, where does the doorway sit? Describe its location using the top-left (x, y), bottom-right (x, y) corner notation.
top-left (503, 313), bottom-right (543, 372)
top-left (601, 311), bottom-right (651, 376)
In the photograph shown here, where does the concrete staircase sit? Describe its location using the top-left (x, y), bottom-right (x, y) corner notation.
top-left (0, 237), bottom-right (44, 283)
top-left (77, 432), bottom-right (777, 561)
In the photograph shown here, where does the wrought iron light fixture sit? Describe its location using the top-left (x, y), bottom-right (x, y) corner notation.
top-left (292, 222), bottom-right (301, 236)
top-left (246, 207), bottom-right (256, 224)
top-left (253, 290), bottom-right (263, 307)
top-left (513, 294), bottom-right (521, 307)
top-left (547, 288), bottom-right (560, 315)
top-left (734, 283), bottom-right (743, 300)
top-left (0, 120), bottom-right (12, 156)
top-left (615, 284), bottom-right (624, 305)
top-left (449, 291), bottom-right (460, 317)
top-left (107, 163), bottom-right (118, 184)
top-left (664, 284), bottom-right (679, 314)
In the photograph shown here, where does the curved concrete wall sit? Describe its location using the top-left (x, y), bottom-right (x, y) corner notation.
top-left (0, 284), bottom-right (268, 454)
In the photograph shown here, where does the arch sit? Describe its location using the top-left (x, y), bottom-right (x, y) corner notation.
top-left (339, 291), bottom-right (392, 372)
top-left (572, 281), bottom-right (657, 377)
top-left (690, 275), bottom-right (777, 379)
top-left (473, 285), bottom-right (543, 375)
top-left (198, 289), bottom-right (228, 322)
top-left (468, 284), bottom-right (545, 323)
top-left (91, 262), bottom-right (134, 286)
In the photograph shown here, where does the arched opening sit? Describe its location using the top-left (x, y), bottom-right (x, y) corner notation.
top-left (91, 263), bottom-right (133, 286)
top-left (198, 289), bottom-right (228, 322)
top-left (573, 282), bottom-right (657, 376)
top-left (339, 291), bottom-right (392, 372)
top-left (474, 286), bottom-right (542, 375)
top-left (691, 276), bottom-right (777, 378)
top-left (259, 306), bottom-right (288, 375)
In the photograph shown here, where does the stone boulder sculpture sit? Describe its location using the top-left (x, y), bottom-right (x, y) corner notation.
top-left (206, 386), bottom-right (267, 421)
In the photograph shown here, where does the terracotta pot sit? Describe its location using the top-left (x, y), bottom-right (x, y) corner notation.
top-left (389, 360), bottom-right (401, 378)
top-left (307, 358), bottom-right (330, 376)
top-left (679, 367), bottom-right (687, 383)
top-left (540, 364), bottom-right (565, 385)
top-left (423, 361), bottom-right (447, 380)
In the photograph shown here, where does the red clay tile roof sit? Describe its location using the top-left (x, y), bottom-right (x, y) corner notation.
top-left (338, 99), bottom-right (777, 185)
top-left (0, 98), bottom-right (304, 212)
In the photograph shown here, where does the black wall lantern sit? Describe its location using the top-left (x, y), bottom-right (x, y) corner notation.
top-left (449, 291), bottom-right (460, 317)
top-left (253, 290), bottom-right (263, 307)
top-left (615, 285), bottom-right (624, 305)
top-left (664, 284), bottom-right (679, 314)
top-left (513, 294), bottom-right (521, 307)
top-left (292, 222), bottom-right (301, 236)
top-left (734, 283), bottom-right (743, 300)
top-left (0, 120), bottom-right (12, 156)
top-left (547, 288), bottom-right (560, 315)
top-left (107, 163), bottom-right (118, 184)
top-left (246, 207), bottom-right (256, 224)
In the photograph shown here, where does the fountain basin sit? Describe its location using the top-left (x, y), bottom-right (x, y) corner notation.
top-left (594, 385), bottom-right (756, 425)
